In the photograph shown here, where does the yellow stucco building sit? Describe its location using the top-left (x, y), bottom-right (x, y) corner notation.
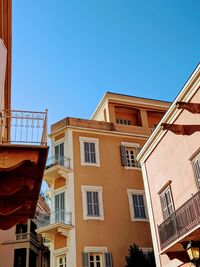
top-left (37, 92), bottom-right (170, 267)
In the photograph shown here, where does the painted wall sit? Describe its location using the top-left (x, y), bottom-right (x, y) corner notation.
top-left (48, 95), bottom-right (170, 267)
top-left (144, 89), bottom-right (200, 266)
top-left (73, 131), bottom-right (152, 267)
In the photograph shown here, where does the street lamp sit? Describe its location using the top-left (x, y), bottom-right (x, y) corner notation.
top-left (183, 241), bottom-right (200, 267)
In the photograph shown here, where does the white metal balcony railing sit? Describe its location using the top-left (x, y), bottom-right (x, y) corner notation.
top-left (0, 109), bottom-right (48, 145)
top-left (46, 156), bottom-right (71, 169)
top-left (35, 210), bottom-right (72, 228)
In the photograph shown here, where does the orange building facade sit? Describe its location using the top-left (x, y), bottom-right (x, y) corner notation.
top-left (37, 92), bottom-right (170, 267)
top-left (138, 65), bottom-right (200, 267)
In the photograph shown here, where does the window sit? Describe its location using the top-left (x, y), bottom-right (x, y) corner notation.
top-left (127, 189), bottom-right (148, 221)
top-left (57, 256), bottom-right (66, 267)
top-left (87, 192), bottom-right (100, 216)
top-left (120, 142), bottom-right (140, 168)
top-left (55, 142), bottom-right (64, 165)
top-left (116, 118), bottom-right (131, 125)
top-left (115, 106), bottom-right (142, 126)
top-left (82, 186), bottom-right (104, 220)
top-left (89, 254), bottom-right (102, 267)
top-left (80, 137), bottom-right (100, 167)
top-left (160, 186), bottom-right (174, 220)
top-left (132, 195), bottom-right (146, 219)
top-left (192, 153), bottom-right (200, 188)
top-left (55, 192), bottom-right (65, 223)
top-left (82, 249), bottom-right (112, 267)
top-left (84, 142), bottom-right (96, 163)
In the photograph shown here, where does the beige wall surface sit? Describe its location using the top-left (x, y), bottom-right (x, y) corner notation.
top-left (145, 90), bottom-right (200, 226)
top-left (73, 131), bottom-right (152, 267)
top-left (143, 89), bottom-right (200, 266)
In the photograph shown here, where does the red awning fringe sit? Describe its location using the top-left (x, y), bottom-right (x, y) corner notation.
top-left (176, 102), bottom-right (200, 114)
top-left (162, 123), bottom-right (200, 135)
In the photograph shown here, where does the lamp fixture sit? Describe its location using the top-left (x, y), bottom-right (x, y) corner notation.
top-left (182, 241), bottom-right (200, 267)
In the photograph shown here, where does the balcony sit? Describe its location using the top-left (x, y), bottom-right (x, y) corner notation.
top-left (0, 109), bottom-right (48, 230)
top-left (46, 156), bottom-right (71, 169)
top-left (44, 156), bottom-right (71, 185)
top-left (15, 232), bottom-right (40, 246)
top-left (36, 210), bottom-right (73, 236)
top-left (158, 191), bottom-right (200, 252)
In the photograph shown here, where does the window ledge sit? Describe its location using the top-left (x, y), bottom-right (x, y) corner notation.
top-left (125, 166), bottom-right (141, 170)
top-left (81, 162), bottom-right (100, 167)
top-left (131, 218), bottom-right (149, 222)
top-left (83, 216), bottom-right (104, 221)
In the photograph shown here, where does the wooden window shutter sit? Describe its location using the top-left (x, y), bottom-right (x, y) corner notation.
top-left (82, 252), bottom-right (89, 267)
top-left (104, 252), bottom-right (113, 267)
top-left (120, 145), bottom-right (127, 166)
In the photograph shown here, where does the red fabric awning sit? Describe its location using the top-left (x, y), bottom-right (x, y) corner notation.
top-left (162, 123), bottom-right (200, 135)
top-left (176, 102), bottom-right (200, 114)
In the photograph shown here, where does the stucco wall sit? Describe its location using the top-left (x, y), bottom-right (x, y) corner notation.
top-left (144, 89), bottom-right (200, 266)
top-left (73, 131), bottom-right (152, 267)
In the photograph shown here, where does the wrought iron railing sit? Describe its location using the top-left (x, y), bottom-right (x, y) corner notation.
top-left (35, 209), bottom-right (72, 228)
top-left (0, 109), bottom-right (48, 145)
top-left (158, 191), bottom-right (200, 250)
top-left (46, 156), bottom-right (71, 169)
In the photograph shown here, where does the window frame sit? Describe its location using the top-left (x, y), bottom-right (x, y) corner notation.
top-left (191, 152), bottom-right (200, 189)
top-left (121, 142), bottom-right (141, 169)
top-left (57, 255), bottom-right (66, 267)
top-left (80, 137), bottom-right (100, 167)
top-left (159, 185), bottom-right (174, 220)
top-left (54, 191), bottom-right (66, 223)
top-left (81, 185), bottom-right (104, 220)
top-left (127, 189), bottom-right (148, 222)
top-left (83, 247), bottom-right (113, 267)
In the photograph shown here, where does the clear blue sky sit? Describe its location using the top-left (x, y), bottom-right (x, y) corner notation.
top-left (12, 1), bottom-right (200, 127)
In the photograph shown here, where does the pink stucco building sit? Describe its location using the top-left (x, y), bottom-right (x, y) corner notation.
top-left (138, 64), bottom-right (200, 267)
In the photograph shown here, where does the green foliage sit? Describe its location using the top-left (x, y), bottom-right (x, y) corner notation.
top-left (125, 243), bottom-right (156, 267)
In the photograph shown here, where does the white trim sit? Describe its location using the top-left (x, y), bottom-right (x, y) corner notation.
top-left (84, 246), bottom-right (108, 253)
top-left (141, 164), bottom-right (162, 267)
top-left (137, 64), bottom-right (200, 165)
top-left (124, 166), bottom-right (142, 171)
top-left (53, 247), bottom-right (68, 257)
top-left (79, 136), bottom-right (100, 167)
top-left (66, 129), bottom-right (77, 267)
top-left (127, 189), bottom-right (148, 222)
top-left (122, 142), bottom-right (141, 169)
top-left (81, 185), bottom-right (104, 220)
top-left (54, 185), bottom-right (68, 194)
top-left (121, 142), bottom-right (140, 148)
